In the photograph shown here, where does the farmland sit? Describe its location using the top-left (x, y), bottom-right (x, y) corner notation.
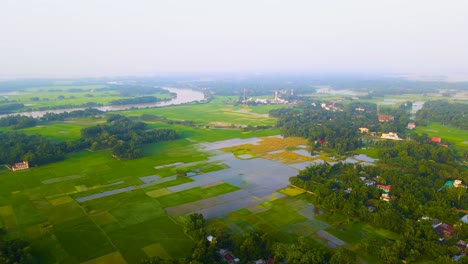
top-left (1, 84), bottom-right (467, 264)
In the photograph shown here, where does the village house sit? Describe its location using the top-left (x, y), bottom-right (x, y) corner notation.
top-left (407, 122), bottom-right (416, 129)
top-left (460, 214), bottom-right (468, 224)
top-left (381, 132), bottom-right (401, 140)
top-left (219, 249), bottom-right (240, 263)
top-left (377, 184), bottom-right (391, 193)
top-left (431, 136), bottom-right (442, 143)
top-left (380, 193), bottom-right (393, 202)
top-left (454, 180), bottom-right (463, 188)
top-left (11, 161), bottom-right (29, 171)
top-left (378, 115), bottom-right (394, 122)
top-left (359, 127), bottom-right (369, 133)
top-left (433, 223), bottom-right (454, 239)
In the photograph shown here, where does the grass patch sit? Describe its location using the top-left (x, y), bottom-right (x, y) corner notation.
top-left (109, 198), bottom-right (166, 227)
top-left (108, 217), bottom-right (192, 263)
top-left (54, 217), bottom-right (115, 262)
top-left (355, 147), bottom-right (379, 159)
top-left (157, 183), bottom-right (240, 208)
top-left (0, 205), bottom-right (16, 230)
top-left (82, 251), bottom-right (127, 264)
top-left (414, 122), bottom-right (468, 148)
top-left (119, 96), bottom-right (279, 127)
top-left (146, 188), bottom-right (173, 198)
top-left (49, 196), bottom-right (74, 206)
top-left (278, 187), bottom-right (305, 197)
top-left (143, 243), bottom-right (169, 258)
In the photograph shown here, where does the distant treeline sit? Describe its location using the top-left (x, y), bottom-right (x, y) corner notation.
top-left (0, 79), bottom-right (56, 91)
top-left (40, 108), bottom-right (104, 121)
top-left (102, 84), bottom-right (175, 97)
top-left (207, 83), bottom-right (316, 97)
top-left (416, 100), bottom-right (468, 129)
top-left (0, 103), bottom-right (24, 114)
top-left (109, 96), bottom-right (166, 105)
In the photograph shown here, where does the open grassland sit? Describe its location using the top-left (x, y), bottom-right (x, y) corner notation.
top-left (414, 122), bottom-right (468, 148)
top-left (119, 96), bottom-right (281, 126)
top-left (18, 121), bottom-right (101, 141)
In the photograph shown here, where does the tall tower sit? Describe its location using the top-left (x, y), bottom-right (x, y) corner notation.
top-left (291, 88), bottom-right (294, 96)
top-left (243, 88), bottom-right (247, 101)
top-left (274, 89), bottom-right (278, 100)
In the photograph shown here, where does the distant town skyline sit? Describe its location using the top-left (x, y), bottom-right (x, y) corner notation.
top-left (1, 0), bottom-right (467, 80)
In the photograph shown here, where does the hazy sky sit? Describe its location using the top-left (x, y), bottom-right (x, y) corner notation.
top-left (1, 0), bottom-right (467, 78)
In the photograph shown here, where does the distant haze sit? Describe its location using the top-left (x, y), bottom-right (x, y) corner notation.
top-left (1, 0), bottom-right (467, 80)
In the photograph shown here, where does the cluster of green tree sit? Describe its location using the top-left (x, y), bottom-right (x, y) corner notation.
top-left (0, 115), bottom-right (37, 129)
top-left (416, 100), bottom-right (468, 129)
top-left (271, 100), bottom-right (415, 150)
top-left (289, 140), bottom-right (468, 262)
top-left (40, 108), bottom-right (103, 121)
top-left (145, 213), bottom-right (358, 264)
top-left (242, 125), bottom-right (273, 132)
top-left (0, 103), bottom-right (24, 114)
top-left (0, 132), bottom-right (83, 166)
top-left (81, 114), bottom-right (177, 159)
top-left (109, 96), bottom-right (166, 105)
top-left (377, 102), bottom-right (412, 133)
top-left (0, 239), bottom-right (34, 264)
top-left (271, 102), bottom-right (363, 154)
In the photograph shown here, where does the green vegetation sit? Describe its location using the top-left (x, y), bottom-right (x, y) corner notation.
top-left (0, 84), bottom-right (173, 113)
top-left (120, 96), bottom-right (279, 127)
top-left (1, 79), bottom-right (467, 263)
top-left (413, 122), bottom-right (468, 148)
top-left (157, 184), bottom-right (239, 208)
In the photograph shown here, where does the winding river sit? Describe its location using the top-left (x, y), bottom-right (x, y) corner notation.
top-left (1, 87), bottom-right (206, 118)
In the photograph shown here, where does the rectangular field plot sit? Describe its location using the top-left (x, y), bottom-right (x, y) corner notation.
top-left (49, 196), bottom-right (74, 206)
top-left (82, 251), bottom-right (127, 264)
top-left (146, 188), bottom-right (172, 198)
top-left (143, 243), bottom-right (169, 258)
top-left (165, 197), bottom-right (225, 216)
top-left (278, 187), bottom-right (305, 197)
top-left (157, 183), bottom-right (240, 208)
top-left (90, 211), bottom-right (116, 226)
top-left (109, 200), bottom-right (166, 227)
top-left (325, 222), bottom-right (400, 244)
top-left (0, 205), bottom-right (17, 230)
top-left (46, 201), bottom-right (86, 225)
top-left (108, 217), bottom-right (192, 263)
top-left (256, 206), bottom-right (306, 228)
top-left (54, 217), bottom-right (115, 263)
